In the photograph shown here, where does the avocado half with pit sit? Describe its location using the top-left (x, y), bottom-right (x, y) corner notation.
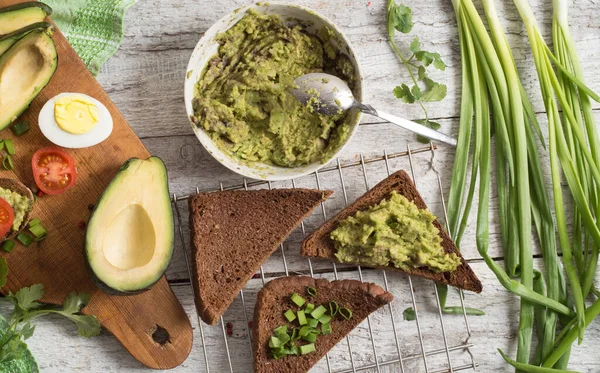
top-left (85, 157), bottom-right (174, 294)
top-left (0, 30), bottom-right (57, 130)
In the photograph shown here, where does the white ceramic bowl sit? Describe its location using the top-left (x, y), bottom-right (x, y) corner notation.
top-left (184, 3), bottom-right (363, 181)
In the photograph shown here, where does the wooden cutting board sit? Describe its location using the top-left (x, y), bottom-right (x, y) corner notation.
top-left (0, 0), bottom-right (193, 369)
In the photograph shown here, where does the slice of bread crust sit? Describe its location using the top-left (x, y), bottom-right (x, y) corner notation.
top-left (253, 276), bottom-right (393, 373)
top-left (301, 170), bottom-right (482, 293)
top-left (0, 178), bottom-right (34, 242)
top-left (189, 189), bottom-right (332, 325)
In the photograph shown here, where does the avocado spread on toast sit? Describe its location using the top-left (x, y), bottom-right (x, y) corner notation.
top-left (192, 10), bottom-right (356, 167)
top-left (330, 191), bottom-right (461, 273)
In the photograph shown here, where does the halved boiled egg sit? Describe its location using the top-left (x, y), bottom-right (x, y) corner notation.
top-left (38, 93), bottom-right (113, 148)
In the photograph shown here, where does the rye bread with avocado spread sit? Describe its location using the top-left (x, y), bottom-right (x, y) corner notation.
top-left (192, 10), bottom-right (356, 167)
top-left (331, 191), bottom-right (461, 273)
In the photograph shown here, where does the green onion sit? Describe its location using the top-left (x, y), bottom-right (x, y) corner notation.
top-left (274, 325), bottom-right (287, 336)
top-left (28, 218), bottom-right (41, 227)
top-left (1, 240), bottom-right (15, 253)
top-left (269, 336), bottom-right (281, 348)
top-left (283, 309), bottom-right (296, 322)
top-left (16, 232), bottom-right (33, 247)
top-left (10, 121), bottom-right (29, 136)
top-left (306, 318), bottom-right (318, 328)
top-left (310, 305), bottom-right (327, 320)
top-left (278, 331), bottom-right (290, 345)
top-left (339, 307), bottom-right (352, 320)
top-left (302, 333), bottom-right (317, 343)
top-left (297, 310), bottom-right (307, 326)
top-left (28, 224), bottom-right (47, 238)
top-left (4, 140), bottom-right (15, 156)
top-left (304, 303), bottom-right (314, 314)
top-left (290, 293), bottom-right (305, 307)
top-left (318, 315), bottom-right (331, 324)
top-left (299, 343), bottom-right (315, 355)
top-left (306, 286), bottom-right (317, 296)
top-left (329, 301), bottom-right (339, 316)
top-left (290, 328), bottom-right (299, 340)
top-left (2, 155), bottom-right (13, 171)
top-left (298, 326), bottom-right (312, 337)
top-left (321, 322), bottom-right (331, 335)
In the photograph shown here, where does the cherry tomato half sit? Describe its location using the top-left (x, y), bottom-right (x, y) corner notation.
top-left (0, 198), bottom-right (14, 238)
top-left (31, 148), bottom-right (77, 195)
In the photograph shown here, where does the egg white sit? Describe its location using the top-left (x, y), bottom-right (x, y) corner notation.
top-left (38, 92), bottom-right (113, 149)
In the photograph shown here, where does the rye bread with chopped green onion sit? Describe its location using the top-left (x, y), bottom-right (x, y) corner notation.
top-left (189, 189), bottom-right (332, 325)
top-left (253, 276), bottom-right (393, 373)
top-left (301, 170), bottom-right (482, 293)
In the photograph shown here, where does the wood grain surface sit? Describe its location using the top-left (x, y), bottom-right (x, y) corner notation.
top-left (0, 0), bottom-right (192, 369)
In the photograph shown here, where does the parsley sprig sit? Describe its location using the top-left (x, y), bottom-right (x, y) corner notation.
top-left (387, 0), bottom-right (448, 143)
top-left (0, 279), bottom-right (100, 362)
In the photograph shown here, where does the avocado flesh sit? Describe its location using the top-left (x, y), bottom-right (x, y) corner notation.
top-left (0, 22), bottom-right (53, 55)
top-left (0, 2), bottom-right (52, 36)
top-left (0, 30), bottom-right (57, 130)
top-left (85, 157), bottom-right (174, 293)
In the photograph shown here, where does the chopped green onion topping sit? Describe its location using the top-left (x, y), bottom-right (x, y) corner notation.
top-left (283, 309), bottom-right (296, 322)
top-left (4, 140), bottom-right (15, 156)
top-left (0, 142), bottom-right (5, 152)
top-left (1, 240), bottom-right (15, 253)
top-left (302, 333), bottom-right (317, 343)
top-left (274, 325), bottom-right (287, 337)
top-left (16, 232), bottom-right (33, 247)
top-left (298, 325), bottom-right (312, 337)
top-left (318, 315), bottom-right (331, 324)
top-left (329, 301), bottom-right (339, 316)
top-left (11, 121), bottom-right (29, 136)
top-left (28, 224), bottom-right (47, 238)
top-left (291, 293), bottom-right (305, 307)
top-left (297, 310), bottom-right (307, 325)
top-left (306, 286), bottom-right (317, 296)
top-left (28, 218), bottom-right (41, 227)
top-left (306, 318), bottom-right (319, 328)
top-left (321, 322), bottom-right (332, 335)
top-left (311, 305), bottom-right (327, 320)
top-left (2, 155), bottom-right (13, 170)
top-left (269, 336), bottom-right (282, 348)
top-left (304, 303), bottom-right (315, 314)
top-left (290, 328), bottom-right (299, 340)
top-left (300, 343), bottom-right (315, 355)
top-left (278, 331), bottom-right (290, 345)
top-left (339, 307), bottom-right (353, 320)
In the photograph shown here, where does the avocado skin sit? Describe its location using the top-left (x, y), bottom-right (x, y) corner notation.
top-left (0, 22), bottom-right (54, 55)
top-left (0, 30), bottom-right (58, 130)
top-left (0, 2), bottom-right (52, 17)
top-left (84, 157), bottom-right (174, 295)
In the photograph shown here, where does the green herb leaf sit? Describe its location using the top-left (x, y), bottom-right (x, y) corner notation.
top-left (19, 323), bottom-right (34, 341)
top-left (393, 84), bottom-right (416, 103)
top-left (55, 292), bottom-right (101, 337)
top-left (411, 84), bottom-right (422, 100)
top-left (390, 3), bottom-right (413, 34)
top-left (415, 50), bottom-right (446, 71)
top-left (414, 119), bottom-right (442, 144)
top-left (12, 284), bottom-right (44, 312)
top-left (409, 37), bottom-right (420, 54)
top-left (0, 258), bottom-right (7, 288)
top-left (417, 65), bottom-right (428, 81)
top-left (420, 79), bottom-right (447, 102)
top-left (403, 307), bottom-right (416, 321)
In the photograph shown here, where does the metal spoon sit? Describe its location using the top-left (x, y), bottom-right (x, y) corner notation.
top-left (292, 73), bottom-right (457, 147)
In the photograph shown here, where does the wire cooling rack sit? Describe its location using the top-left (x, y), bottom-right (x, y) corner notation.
top-left (171, 144), bottom-right (478, 373)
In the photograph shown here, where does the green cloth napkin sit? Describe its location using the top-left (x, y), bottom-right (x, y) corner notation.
top-left (44, 0), bottom-right (137, 76)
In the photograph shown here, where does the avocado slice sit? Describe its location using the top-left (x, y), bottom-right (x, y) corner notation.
top-left (0, 21), bottom-right (53, 55)
top-left (85, 157), bottom-right (175, 294)
top-left (0, 2), bottom-right (52, 36)
top-left (0, 30), bottom-right (57, 131)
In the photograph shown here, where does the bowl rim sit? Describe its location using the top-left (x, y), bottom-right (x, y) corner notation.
top-left (184, 2), bottom-right (364, 181)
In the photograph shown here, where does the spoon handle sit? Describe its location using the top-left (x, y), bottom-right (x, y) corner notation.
top-left (360, 105), bottom-right (457, 147)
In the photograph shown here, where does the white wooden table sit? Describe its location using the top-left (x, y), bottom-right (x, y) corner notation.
top-left (9, 0), bottom-right (600, 372)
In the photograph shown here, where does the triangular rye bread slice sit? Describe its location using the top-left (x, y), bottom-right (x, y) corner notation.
top-left (301, 170), bottom-right (482, 293)
top-left (253, 276), bottom-right (393, 373)
top-left (189, 189), bottom-right (332, 325)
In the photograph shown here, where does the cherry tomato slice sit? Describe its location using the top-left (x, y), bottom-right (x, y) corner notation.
top-left (32, 148), bottom-right (77, 195)
top-left (0, 198), bottom-right (14, 238)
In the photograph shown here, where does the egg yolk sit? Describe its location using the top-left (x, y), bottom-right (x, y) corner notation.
top-left (54, 96), bottom-right (99, 135)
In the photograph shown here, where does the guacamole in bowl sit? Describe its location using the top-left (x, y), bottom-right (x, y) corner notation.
top-left (184, 3), bottom-right (362, 180)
